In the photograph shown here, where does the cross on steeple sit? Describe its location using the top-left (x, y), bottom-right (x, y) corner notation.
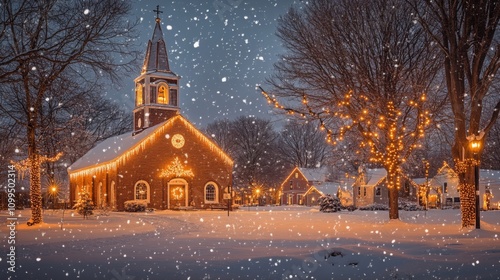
top-left (153, 5), bottom-right (163, 20)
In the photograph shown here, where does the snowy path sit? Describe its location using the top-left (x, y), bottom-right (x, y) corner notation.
top-left (2, 207), bottom-right (499, 279)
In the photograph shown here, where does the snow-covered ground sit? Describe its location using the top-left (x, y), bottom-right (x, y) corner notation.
top-left (2, 206), bottom-right (499, 279)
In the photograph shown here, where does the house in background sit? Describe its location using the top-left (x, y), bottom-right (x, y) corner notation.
top-left (426, 162), bottom-right (459, 208)
top-left (353, 167), bottom-right (418, 208)
top-left (303, 182), bottom-right (338, 206)
top-left (480, 169), bottom-right (500, 210)
top-left (417, 162), bottom-right (500, 210)
top-left (279, 167), bottom-right (327, 205)
top-left (279, 167), bottom-right (354, 206)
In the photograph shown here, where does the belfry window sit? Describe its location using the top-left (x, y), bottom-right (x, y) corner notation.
top-left (136, 84), bottom-right (143, 106)
top-left (158, 84), bottom-right (169, 104)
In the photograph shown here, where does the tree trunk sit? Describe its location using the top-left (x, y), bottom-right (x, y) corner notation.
top-left (386, 169), bottom-right (399, 220)
top-left (28, 123), bottom-right (43, 224)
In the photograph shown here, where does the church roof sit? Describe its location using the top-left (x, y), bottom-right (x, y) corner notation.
top-left (142, 18), bottom-right (171, 74)
top-left (68, 115), bottom-right (233, 177)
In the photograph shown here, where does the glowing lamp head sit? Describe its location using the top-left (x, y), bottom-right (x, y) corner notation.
top-left (470, 139), bottom-right (481, 153)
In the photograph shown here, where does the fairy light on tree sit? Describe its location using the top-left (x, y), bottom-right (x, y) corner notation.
top-left (262, 0), bottom-right (442, 220)
top-left (411, 0), bottom-right (500, 228)
top-left (11, 152), bottom-right (62, 225)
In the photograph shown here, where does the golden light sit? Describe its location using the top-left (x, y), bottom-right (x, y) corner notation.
top-left (470, 139), bottom-right (481, 153)
top-left (51, 186), bottom-right (57, 193)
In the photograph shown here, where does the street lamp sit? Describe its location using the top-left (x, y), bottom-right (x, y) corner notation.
top-left (255, 188), bottom-right (261, 206)
top-left (50, 186), bottom-right (57, 210)
top-left (470, 137), bottom-right (481, 229)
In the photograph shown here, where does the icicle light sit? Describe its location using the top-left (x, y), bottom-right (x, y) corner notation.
top-left (69, 116), bottom-right (233, 180)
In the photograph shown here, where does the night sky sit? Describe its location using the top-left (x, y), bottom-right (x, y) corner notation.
top-left (109, 0), bottom-right (300, 128)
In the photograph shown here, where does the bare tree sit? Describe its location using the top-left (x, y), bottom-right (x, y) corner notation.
top-left (205, 119), bottom-right (237, 156)
top-left (413, 0), bottom-right (500, 227)
top-left (0, 0), bottom-right (139, 224)
top-left (277, 119), bottom-right (332, 168)
top-left (263, 0), bottom-right (443, 219)
top-left (228, 116), bottom-right (286, 189)
top-left (482, 121), bottom-right (500, 169)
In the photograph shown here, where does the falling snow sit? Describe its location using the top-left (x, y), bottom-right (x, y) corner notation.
top-left (110, 1), bottom-right (292, 127)
top-left (3, 207), bottom-right (500, 279)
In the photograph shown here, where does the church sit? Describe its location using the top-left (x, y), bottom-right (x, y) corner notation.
top-left (68, 13), bottom-right (233, 211)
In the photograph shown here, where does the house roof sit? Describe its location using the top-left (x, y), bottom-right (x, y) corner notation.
top-left (313, 182), bottom-right (339, 195)
top-left (413, 178), bottom-right (427, 185)
top-left (298, 167), bottom-right (328, 182)
top-left (68, 115), bottom-right (233, 177)
top-left (480, 169), bottom-right (500, 186)
top-left (363, 168), bottom-right (387, 186)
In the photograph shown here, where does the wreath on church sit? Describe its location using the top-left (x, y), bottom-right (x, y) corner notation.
top-left (172, 187), bottom-right (184, 200)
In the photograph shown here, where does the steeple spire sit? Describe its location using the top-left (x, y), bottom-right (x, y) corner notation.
top-left (142, 5), bottom-right (169, 73)
top-left (153, 5), bottom-right (163, 22)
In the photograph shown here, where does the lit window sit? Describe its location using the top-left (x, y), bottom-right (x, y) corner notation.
top-left (157, 84), bottom-right (169, 104)
top-left (134, 181), bottom-right (150, 202)
top-left (136, 84), bottom-right (143, 106)
top-left (204, 182), bottom-right (218, 204)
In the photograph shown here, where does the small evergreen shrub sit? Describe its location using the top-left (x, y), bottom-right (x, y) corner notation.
top-left (124, 200), bottom-right (147, 212)
top-left (319, 194), bottom-right (342, 213)
top-left (73, 191), bottom-right (94, 219)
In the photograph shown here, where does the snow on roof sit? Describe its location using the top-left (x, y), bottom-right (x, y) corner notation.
top-left (413, 178), bottom-right (426, 185)
top-left (68, 122), bottom-right (163, 172)
top-left (480, 169), bottom-right (500, 186)
top-left (68, 115), bottom-right (233, 175)
top-left (298, 167), bottom-right (328, 182)
top-left (313, 182), bottom-right (340, 195)
top-left (364, 168), bottom-right (387, 186)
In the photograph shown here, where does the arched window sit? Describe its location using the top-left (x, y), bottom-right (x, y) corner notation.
top-left (157, 83), bottom-right (169, 104)
top-left (204, 182), bottom-right (219, 204)
top-left (136, 84), bottom-right (143, 106)
top-left (134, 180), bottom-right (150, 202)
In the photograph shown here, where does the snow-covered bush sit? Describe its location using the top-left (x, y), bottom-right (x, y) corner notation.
top-left (398, 200), bottom-right (424, 211)
top-left (319, 194), bottom-right (342, 213)
top-left (73, 191), bottom-right (94, 219)
top-left (124, 200), bottom-right (147, 212)
top-left (358, 203), bottom-right (389, 211)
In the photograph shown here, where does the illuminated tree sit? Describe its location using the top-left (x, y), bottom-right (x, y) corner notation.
top-left (0, 0), bottom-right (139, 224)
top-left (263, 0), bottom-right (442, 219)
top-left (413, 0), bottom-right (500, 227)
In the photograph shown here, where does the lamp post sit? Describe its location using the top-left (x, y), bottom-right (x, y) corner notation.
top-left (470, 138), bottom-right (481, 229)
top-left (255, 188), bottom-right (261, 206)
top-left (50, 186), bottom-right (57, 210)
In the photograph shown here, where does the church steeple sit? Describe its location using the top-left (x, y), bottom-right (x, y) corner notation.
top-left (133, 6), bottom-right (180, 134)
top-left (142, 5), bottom-right (170, 73)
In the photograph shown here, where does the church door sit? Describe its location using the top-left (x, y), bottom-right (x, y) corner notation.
top-left (168, 178), bottom-right (188, 209)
